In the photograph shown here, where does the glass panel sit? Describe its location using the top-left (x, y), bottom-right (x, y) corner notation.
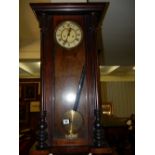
top-left (54, 47), bottom-right (88, 140)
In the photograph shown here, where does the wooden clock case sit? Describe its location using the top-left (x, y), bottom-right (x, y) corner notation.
top-left (30, 2), bottom-right (110, 155)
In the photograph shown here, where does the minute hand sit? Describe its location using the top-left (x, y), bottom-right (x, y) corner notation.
top-left (73, 65), bottom-right (86, 111)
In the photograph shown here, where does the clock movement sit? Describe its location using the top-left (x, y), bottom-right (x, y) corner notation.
top-left (30, 2), bottom-right (110, 155)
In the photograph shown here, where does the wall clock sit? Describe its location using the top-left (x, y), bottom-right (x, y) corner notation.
top-left (30, 2), bottom-right (110, 155)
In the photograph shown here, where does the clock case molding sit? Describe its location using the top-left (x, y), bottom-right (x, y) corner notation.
top-left (30, 2), bottom-right (110, 154)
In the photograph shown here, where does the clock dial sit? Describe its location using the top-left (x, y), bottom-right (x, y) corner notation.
top-left (55, 21), bottom-right (83, 49)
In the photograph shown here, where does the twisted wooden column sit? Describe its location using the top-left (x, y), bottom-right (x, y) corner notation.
top-left (36, 12), bottom-right (49, 150)
top-left (93, 109), bottom-right (108, 147)
top-left (90, 12), bottom-right (108, 148)
top-left (36, 111), bottom-right (48, 150)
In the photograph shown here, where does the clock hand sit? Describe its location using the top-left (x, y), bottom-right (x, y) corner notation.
top-left (66, 28), bottom-right (72, 42)
top-left (68, 28), bottom-right (71, 35)
top-left (73, 65), bottom-right (86, 111)
top-left (63, 28), bottom-right (71, 44)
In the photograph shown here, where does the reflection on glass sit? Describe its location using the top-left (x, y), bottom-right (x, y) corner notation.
top-left (63, 92), bottom-right (76, 104)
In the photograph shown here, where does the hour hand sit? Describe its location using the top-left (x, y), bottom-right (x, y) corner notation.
top-left (67, 28), bottom-right (71, 37)
top-left (63, 28), bottom-right (71, 44)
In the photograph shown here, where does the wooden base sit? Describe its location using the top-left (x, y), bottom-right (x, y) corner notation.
top-left (29, 150), bottom-right (50, 155)
top-left (90, 147), bottom-right (113, 155)
top-left (50, 146), bottom-right (89, 154)
top-left (29, 147), bottom-right (113, 155)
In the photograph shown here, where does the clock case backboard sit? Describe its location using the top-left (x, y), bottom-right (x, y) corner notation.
top-left (30, 2), bottom-right (109, 151)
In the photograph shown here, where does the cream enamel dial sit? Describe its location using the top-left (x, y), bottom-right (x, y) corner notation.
top-left (55, 21), bottom-right (83, 49)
